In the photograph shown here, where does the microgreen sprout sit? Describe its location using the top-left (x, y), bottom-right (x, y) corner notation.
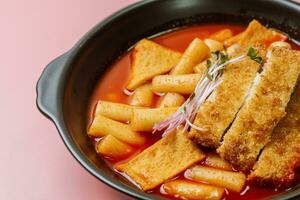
top-left (247, 47), bottom-right (263, 64)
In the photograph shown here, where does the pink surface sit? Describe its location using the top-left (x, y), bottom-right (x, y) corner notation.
top-left (0, 1), bottom-right (137, 200)
top-left (2, 1), bottom-right (300, 200)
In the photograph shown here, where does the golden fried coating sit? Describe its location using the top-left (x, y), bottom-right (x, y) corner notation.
top-left (218, 47), bottom-right (300, 172)
top-left (188, 45), bottom-right (266, 148)
top-left (248, 86), bottom-right (300, 188)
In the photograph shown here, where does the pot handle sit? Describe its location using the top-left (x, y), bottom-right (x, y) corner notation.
top-left (36, 52), bottom-right (69, 119)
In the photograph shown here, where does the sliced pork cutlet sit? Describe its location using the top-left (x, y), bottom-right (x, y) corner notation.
top-left (218, 46), bottom-right (300, 172)
top-left (248, 85), bottom-right (300, 188)
top-left (188, 45), bottom-right (266, 148)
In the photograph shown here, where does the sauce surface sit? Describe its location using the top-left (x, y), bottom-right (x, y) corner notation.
top-left (88, 24), bottom-right (299, 200)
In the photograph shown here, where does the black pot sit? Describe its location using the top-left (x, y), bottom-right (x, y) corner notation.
top-left (36, 0), bottom-right (300, 199)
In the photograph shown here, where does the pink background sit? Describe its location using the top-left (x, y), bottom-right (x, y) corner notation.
top-left (1, 1), bottom-right (300, 200)
top-left (0, 1), bottom-right (136, 200)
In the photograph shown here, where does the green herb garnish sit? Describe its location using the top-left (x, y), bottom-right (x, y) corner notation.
top-left (247, 47), bottom-right (263, 64)
top-left (189, 92), bottom-right (195, 100)
top-left (205, 68), bottom-right (213, 80)
top-left (205, 51), bottom-right (229, 80)
top-left (183, 106), bottom-right (187, 113)
top-left (206, 59), bottom-right (212, 68)
top-left (220, 52), bottom-right (229, 64)
top-left (211, 51), bottom-right (220, 60)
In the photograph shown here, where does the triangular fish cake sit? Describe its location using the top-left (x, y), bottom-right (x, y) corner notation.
top-left (126, 39), bottom-right (182, 90)
top-left (224, 20), bottom-right (286, 48)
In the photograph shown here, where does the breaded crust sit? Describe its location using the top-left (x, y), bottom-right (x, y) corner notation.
top-left (188, 45), bottom-right (266, 148)
top-left (248, 86), bottom-right (300, 188)
top-left (218, 47), bottom-right (300, 172)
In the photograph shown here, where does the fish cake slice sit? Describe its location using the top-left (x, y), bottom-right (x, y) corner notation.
top-left (126, 39), bottom-right (182, 90)
top-left (224, 20), bottom-right (285, 48)
top-left (248, 86), bottom-right (300, 188)
top-left (188, 45), bottom-right (266, 148)
top-left (218, 46), bottom-right (300, 172)
top-left (116, 128), bottom-right (205, 191)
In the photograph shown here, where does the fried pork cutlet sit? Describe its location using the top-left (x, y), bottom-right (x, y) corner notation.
top-left (188, 45), bottom-right (266, 148)
top-left (218, 46), bottom-right (300, 172)
top-left (248, 85), bottom-right (300, 188)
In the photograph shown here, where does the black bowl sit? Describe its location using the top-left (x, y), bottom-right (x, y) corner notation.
top-left (37, 0), bottom-right (300, 199)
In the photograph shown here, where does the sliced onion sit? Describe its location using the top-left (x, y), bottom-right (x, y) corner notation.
top-left (123, 88), bottom-right (135, 96)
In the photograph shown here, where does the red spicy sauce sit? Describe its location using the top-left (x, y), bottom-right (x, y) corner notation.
top-left (87, 24), bottom-right (299, 200)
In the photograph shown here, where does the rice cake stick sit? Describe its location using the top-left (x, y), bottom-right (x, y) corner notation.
top-left (116, 128), bottom-right (205, 191)
top-left (159, 38), bottom-right (209, 108)
top-left (94, 101), bottom-right (140, 122)
top-left (131, 107), bottom-right (178, 132)
top-left (248, 86), bottom-right (300, 188)
top-left (152, 74), bottom-right (201, 95)
top-left (185, 165), bottom-right (246, 192)
top-left (162, 180), bottom-right (224, 200)
top-left (204, 39), bottom-right (224, 52)
top-left (130, 84), bottom-right (153, 107)
top-left (158, 93), bottom-right (185, 108)
top-left (218, 47), bottom-right (300, 172)
top-left (209, 29), bottom-right (233, 42)
top-left (188, 45), bottom-right (266, 148)
top-left (89, 115), bottom-right (145, 146)
top-left (170, 38), bottom-right (209, 75)
top-left (96, 135), bottom-right (134, 159)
